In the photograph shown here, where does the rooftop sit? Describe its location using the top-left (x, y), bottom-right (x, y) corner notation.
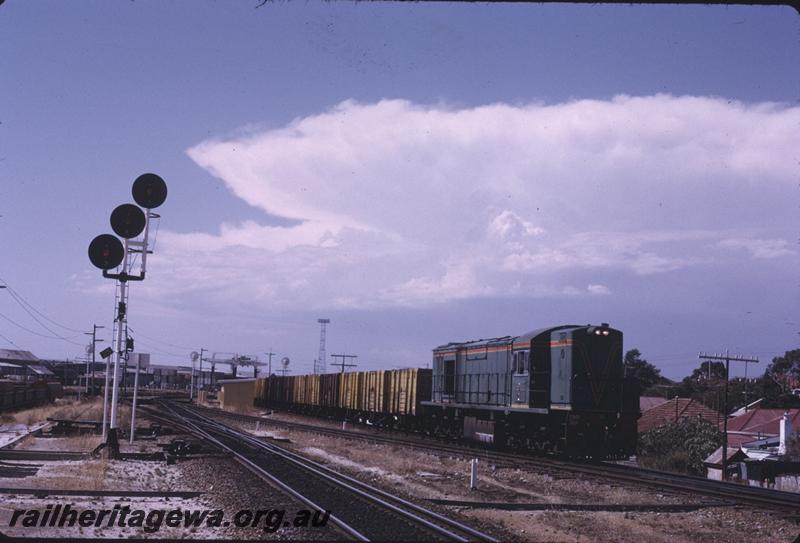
top-left (640, 396), bottom-right (669, 411)
top-left (638, 397), bottom-right (722, 433)
top-left (725, 408), bottom-right (800, 437)
top-left (704, 446), bottom-right (747, 467)
top-left (0, 349), bottom-right (39, 362)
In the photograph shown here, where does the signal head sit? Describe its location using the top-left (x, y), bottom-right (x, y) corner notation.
top-left (110, 203), bottom-right (146, 239)
top-left (88, 234), bottom-right (124, 270)
top-left (132, 173), bottom-right (167, 209)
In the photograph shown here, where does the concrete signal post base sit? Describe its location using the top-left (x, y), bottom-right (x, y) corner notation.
top-left (104, 428), bottom-right (120, 460)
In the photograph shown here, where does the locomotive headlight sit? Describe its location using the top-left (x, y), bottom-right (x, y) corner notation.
top-left (595, 330), bottom-right (601, 335)
top-left (602, 330), bottom-right (609, 336)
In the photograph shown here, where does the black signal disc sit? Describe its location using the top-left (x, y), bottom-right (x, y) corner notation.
top-left (110, 203), bottom-right (146, 239)
top-left (132, 173), bottom-right (167, 209)
top-left (88, 234), bottom-right (125, 270)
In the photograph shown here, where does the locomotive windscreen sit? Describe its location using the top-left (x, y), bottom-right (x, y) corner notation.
top-left (570, 327), bottom-right (624, 411)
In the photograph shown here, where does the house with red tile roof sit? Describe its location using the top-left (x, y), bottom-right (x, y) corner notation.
top-left (704, 409), bottom-right (800, 488)
top-left (638, 397), bottom-right (722, 433)
top-left (639, 396), bottom-right (668, 412)
top-left (724, 408), bottom-right (800, 447)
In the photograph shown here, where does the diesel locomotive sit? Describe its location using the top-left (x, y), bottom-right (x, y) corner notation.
top-left (254, 323), bottom-right (639, 458)
top-left (424, 323), bottom-right (639, 457)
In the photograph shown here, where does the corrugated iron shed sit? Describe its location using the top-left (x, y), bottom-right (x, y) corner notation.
top-left (0, 350), bottom-right (39, 362)
top-left (26, 365), bottom-right (54, 376)
top-left (704, 446), bottom-right (747, 468)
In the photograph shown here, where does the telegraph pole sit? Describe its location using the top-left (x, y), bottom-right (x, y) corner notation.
top-left (330, 353), bottom-right (357, 429)
top-left (330, 353), bottom-right (358, 375)
top-left (91, 325), bottom-right (104, 395)
top-left (265, 349), bottom-right (275, 377)
top-left (84, 325), bottom-right (104, 396)
top-left (698, 351), bottom-right (759, 481)
top-left (190, 352), bottom-right (196, 401)
top-left (199, 347), bottom-right (206, 393)
top-left (317, 318), bottom-right (330, 374)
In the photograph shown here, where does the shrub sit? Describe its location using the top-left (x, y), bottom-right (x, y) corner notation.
top-left (638, 417), bottom-right (721, 475)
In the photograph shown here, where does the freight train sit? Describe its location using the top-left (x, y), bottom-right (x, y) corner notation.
top-left (255, 323), bottom-right (639, 458)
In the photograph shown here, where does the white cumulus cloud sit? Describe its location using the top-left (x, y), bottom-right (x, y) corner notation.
top-left (717, 238), bottom-right (794, 259)
top-left (135, 95), bottom-right (798, 312)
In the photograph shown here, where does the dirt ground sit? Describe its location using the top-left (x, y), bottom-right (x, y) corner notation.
top-left (230, 408), bottom-right (800, 543)
top-left (0, 399), bottom-right (339, 540)
top-left (4, 399), bottom-right (798, 542)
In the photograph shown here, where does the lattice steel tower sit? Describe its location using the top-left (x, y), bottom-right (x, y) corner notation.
top-left (316, 318), bottom-right (330, 374)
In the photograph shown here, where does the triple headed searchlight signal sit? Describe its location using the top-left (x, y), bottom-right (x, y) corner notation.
top-left (87, 173), bottom-right (167, 281)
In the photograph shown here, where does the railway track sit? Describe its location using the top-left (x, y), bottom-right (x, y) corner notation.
top-left (179, 402), bottom-right (800, 518)
top-left (142, 401), bottom-right (500, 542)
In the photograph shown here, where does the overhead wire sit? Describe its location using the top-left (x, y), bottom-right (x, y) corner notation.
top-left (132, 339), bottom-right (184, 359)
top-left (4, 292), bottom-right (85, 342)
top-left (0, 329), bottom-right (23, 350)
top-left (0, 311), bottom-right (84, 346)
top-left (130, 330), bottom-right (194, 351)
top-left (0, 276), bottom-right (85, 334)
top-left (126, 327), bottom-right (187, 359)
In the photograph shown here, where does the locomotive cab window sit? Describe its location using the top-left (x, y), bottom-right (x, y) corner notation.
top-left (514, 350), bottom-right (528, 374)
top-left (443, 358), bottom-right (455, 395)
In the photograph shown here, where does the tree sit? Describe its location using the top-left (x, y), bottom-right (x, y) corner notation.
top-left (624, 349), bottom-right (663, 391)
top-left (638, 417), bottom-right (721, 475)
top-left (688, 360), bottom-right (726, 382)
top-left (675, 357), bottom-right (799, 412)
top-left (766, 349), bottom-right (800, 393)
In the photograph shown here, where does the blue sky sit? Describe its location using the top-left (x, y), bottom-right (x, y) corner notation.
top-left (1, 2), bottom-right (798, 380)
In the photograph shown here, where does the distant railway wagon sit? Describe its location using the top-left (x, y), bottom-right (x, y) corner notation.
top-left (387, 368), bottom-right (430, 416)
top-left (293, 374), bottom-right (320, 406)
top-left (254, 323), bottom-right (639, 458)
top-left (255, 368), bottom-right (432, 428)
top-left (0, 380), bottom-right (63, 412)
top-left (320, 373), bottom-right (339, 409)
top-left (359, 371), bottom-right (385, 414)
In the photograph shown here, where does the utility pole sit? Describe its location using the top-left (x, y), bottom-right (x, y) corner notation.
top-left (742, 358), bottom-right (756, 412)
top-left (698, 351), bottom-right (758, 481)
top-left (81, 351), bottom-right (90, 396)
top-left (330, 353), bottom-right (358, 374)
top-left (316, 318), bottom-right (330, 374)
top-left (330, 353), bottom-right (357, 429)
top-left (265, 349), bottom-right (275, 377)
top-left (86, 325), bottom-right (104, 396)
top-left (199, 348), bottom-right (206, 393)
top-left (190, 352), bottom-right (196, 401)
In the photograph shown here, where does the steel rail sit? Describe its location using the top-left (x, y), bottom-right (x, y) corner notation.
top-left (141, 404), bottom-right (368, 541)
top-left (166, 401), bottom-right (499, 542)
top-left (184, 402), bottom-right (800, 513)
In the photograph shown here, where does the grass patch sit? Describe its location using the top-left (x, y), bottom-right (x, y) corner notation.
top-left (10, 397), bottom-right (131, 428)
